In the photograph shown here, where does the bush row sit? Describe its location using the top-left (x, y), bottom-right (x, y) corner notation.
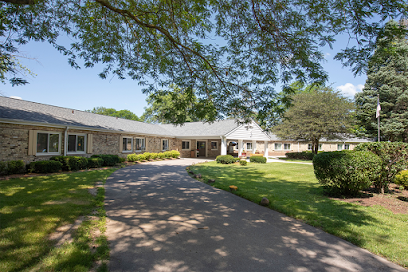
top-left (249, 156), bottom-right (267, 163)
top-left (0, 160), bottom-right (25, 175)
top-left (313, 151), bottom-right (382, 196)
top-left (216, 155), bottom-right (238, 164)
top-left (286, 151), bottom-right (315, 160)
top-left (127, 150), bottom-right (180, 162)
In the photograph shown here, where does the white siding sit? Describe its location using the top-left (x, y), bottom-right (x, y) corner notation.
top-left (226, 121), bottom-right (270, 141)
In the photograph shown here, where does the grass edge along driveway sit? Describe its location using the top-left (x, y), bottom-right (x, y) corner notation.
top-left (190, 161), bottom-right (408, 268)
top-left (0, 168), bottom-right (117, 272)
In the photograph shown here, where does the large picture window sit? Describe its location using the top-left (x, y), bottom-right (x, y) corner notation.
top-left (68, 134), bottom-right (85, 153)
top-left (182, 141), bottom-right (190, 150)
top-left (37, 132), bottom-right (60, 154)
top-left (135, 138), bottom-right (145, 152)
top-left (122, 137), bottom-right (133, 152)
top-left (162, 139), bottom-right (169, 151)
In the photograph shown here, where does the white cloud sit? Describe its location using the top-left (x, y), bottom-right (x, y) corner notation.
top-left (336, 83), bottom-right (364, 98)
top-left (9, 96), bottom-right (22, 100)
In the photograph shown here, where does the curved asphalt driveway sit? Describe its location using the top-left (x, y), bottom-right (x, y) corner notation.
top-left (105, 159), bottom-right (406, 272)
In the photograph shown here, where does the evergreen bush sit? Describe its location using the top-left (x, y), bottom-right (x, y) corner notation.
top-left (313, 151), bottom-right (382, 196)
top-left (239, 160), bottom-right (247, 166)
top-left (249, 156), bottom-right (267, 163)
top-left (0, 161), bottom-right (7, 175)
top-left (158, 152), bottom-right (166, 159)
top-left (216, 155), bottom-right (236, 164)
top-left (6, 160), bottom-right (25, 175)
top-left (91, 154), bottom-right (120, 166)
top-left (286, 151), bottom-right (315, 160)
top-left (87, 158), bottom-right (104, 168)
top-left (29, 160), bottom-right (62, 173)
top-left (394, 170), bottom-right (408, 189)
top-left (170, 150), bottom-right (180, 158)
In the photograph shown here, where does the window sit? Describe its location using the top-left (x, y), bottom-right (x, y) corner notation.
top-left (344, 144), bottom-right (350, 150)
top-left (37, 132), bottom-right (60, 154)
top-left (318, 144), bottom-right (322, 151)
top-left (211, 141), bottom-right (218, 150)
top-left (284, 143), bottom-right (291, 150)
top-left (162, 139), bottom-right (169, 151)
top-left (135, 138), bottom-right (145, 152)
top-left (68, 134), bottom-right (86, 153)
top-left (182, 141), bottom-right (190, 150)
top-left (337, 144), bottom-right (343, 151)
top-left (122, 137), bottom-right (133, 152)
top-left (246, 142), bottom-right (252, 150)
top-left (308, 144), bottom-right (313, 150)
top-left (274, 143), bottom-right (282, 150)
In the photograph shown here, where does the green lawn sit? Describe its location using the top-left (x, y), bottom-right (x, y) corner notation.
top-left (0, 168), bottom-right (117, 272)
top-left (190, 161), bottom-right (408, 268)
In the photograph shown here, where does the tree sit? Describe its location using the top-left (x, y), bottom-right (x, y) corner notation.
top-left (273, 88), bottom-right (354, 154)
top-left (87, 107), bottom-right (141, 121)
top-left (0, 1), bottom-right (407, 123)
top-left (355, 20), bottom-right (408, 142)
top-left (141, 85), bottom-right (217, 124)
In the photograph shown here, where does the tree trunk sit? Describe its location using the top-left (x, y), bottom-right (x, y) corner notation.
top-left (312, 139), bottom-right (319, 154)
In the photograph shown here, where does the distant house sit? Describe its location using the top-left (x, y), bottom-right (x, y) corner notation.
top-left (0, 97), bottom-right (371, 163)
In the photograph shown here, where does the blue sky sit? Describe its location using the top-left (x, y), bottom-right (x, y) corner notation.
top-left (0, 36), bottom-right (366, 118)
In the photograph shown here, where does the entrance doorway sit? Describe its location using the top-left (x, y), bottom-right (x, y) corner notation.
top-left (197, 141), bottom-right (206, 157)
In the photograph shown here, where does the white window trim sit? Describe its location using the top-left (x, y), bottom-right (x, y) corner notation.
top-left (246, 142), bottom-right (253, 151)
top-left (162, 139), bottom-right (169, 151)
top-left (283, 143), bottom-right (291, 151)
top-left (67, 133), bottom-right (87, 154)
top-left (211, 141), bottom-right (218, 150)
top-left (274, 143), bottom-right (282, 151)
top-left (135, 137), bottom-right (146, 153)
top-left (36, 131), bottom-right (62, 156)
top-left (337, 144), bottom-right (343, 151)
top-left (308, 144), bottom-right (313, 150)
top-left (122, 137), bottom-right (133, 153)
top-left (182, 140), bottom-right (191, 151)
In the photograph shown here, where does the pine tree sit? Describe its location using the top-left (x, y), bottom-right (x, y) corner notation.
top-left (355, 20), bottom-right (408, 141)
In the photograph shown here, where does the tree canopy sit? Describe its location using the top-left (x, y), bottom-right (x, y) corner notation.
top-left (86, 107), bottom-right (141, 121)
top-left (1, 0), bottom-right (407, 122)
top-left (273, 88), bottom-right (354, 154)
top-left (355, 20), bottom-right (408, 142)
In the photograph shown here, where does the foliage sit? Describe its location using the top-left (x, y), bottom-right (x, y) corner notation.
top-left (286, 151), bottom-right (315, 160)
top-left (354, 142), bottom-right (408, 193)
top-left (150, 152), bottom-right (158, 160)
top-left (0, 161), bottom-right (6, 175)
top-left (3, 160), bottom-right (25, 175)
top-left (127, 153), bottom-right (138, 162)
top-left (90, 154), bottom-right (120, 166)
top-left (157, 152), bottom-right (165, 159)
top-left (87, 157), bottom-right (103, 168)
top-left (1, 1), bottom-right (406, 122)
top-left (143, 152), bottom-right (152, 160)
top-left (29, 160), bottom-right (62, 173)
top-left (216, 155), bottom-right (237, 164)
top-left (273, 87), bottom-right (355, 154)
top-left (170, 150), bottom-right (180, 158)
top-left (355, 20), bottom-right (408, 141)
top-left (394, 170), bottom-right (408, 189)
top-left (239, 160), bottom-right (247, 166)
top-left (189, 161), bottom-right (408, 267)
top-left (138, 153), bottom-right (146, 161)
top-left (50, 156), bottom-right (88, 171)
top-left (249, 156), bottom-right (267, 163)
top-left (313, 151), bottom-right (382, 196)
top-left (141, 85), bottom-right (216, 124)
top-left (86, 107), bottom-right (141, 121)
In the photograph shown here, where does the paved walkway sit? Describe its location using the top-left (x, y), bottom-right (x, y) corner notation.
top-left (105, 159), bottom-right (406, 272)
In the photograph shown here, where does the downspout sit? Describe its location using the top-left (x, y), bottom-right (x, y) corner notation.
top-left (64, 126), bottom-right (69, 156)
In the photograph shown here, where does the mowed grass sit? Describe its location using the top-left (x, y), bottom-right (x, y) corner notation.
top-left (0, 168), bottom-right (117, 272)
top-left (190, 161), bottom-right (408, 268)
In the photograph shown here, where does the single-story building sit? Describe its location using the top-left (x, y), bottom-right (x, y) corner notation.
top-left (0, 96), bottom-right (371, 163)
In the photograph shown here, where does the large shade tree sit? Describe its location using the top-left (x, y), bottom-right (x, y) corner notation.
top-left (0, 0), bottom-right (407, 123)
top-left (355, 20), bottom-right (408, 142)
top-left (273, 88), bottom-right (355, 154)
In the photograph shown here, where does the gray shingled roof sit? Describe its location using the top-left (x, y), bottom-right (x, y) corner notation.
top-left (267, 132), bottom-right (372, 143)
top-left (159, 119), bottom-right (239, 137)
top-left (0, 96), bottom-right (241, 137)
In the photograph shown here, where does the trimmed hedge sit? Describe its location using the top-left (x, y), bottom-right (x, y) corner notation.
top-left (50, 156), bottom-right (88, 171)
top-left (0, 160), bottom-right (26, 175)
top-left (29, 160), bottom-right (62, 173)
top-left (250, 156), bottom-right (267, 163)
top-left (128, 151), bottom-right (180, 162)
top-left (286, 151), bottom-right (315, 160)
top-left (355, 142), bottom-right (408, 193)
top-left (91, 154), bottom-right (120, 166)
top-left (394, 170), bottom-right (408, 189)
top-left (216, 155), bottom-right (237, 164)
top-left (239, 160), bottom-right (247, 166)
top-left (0, 161), bottom-right (6, 175)
top-left (87, 158), bottom-right (104, 168)
top-left (313, 151), bottom-right (382, 196)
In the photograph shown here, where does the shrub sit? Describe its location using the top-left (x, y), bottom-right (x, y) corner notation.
top-left (51, 156), bottom-right (88, 171)
top-left (355, 142), bottom-right (408, 193)
top-left (119, 157), bottom-right (126, 163)
top-left (239, 160), bottom-right (247, 166)
top-left (313, 151), bottom-right (382, 196)
top-left (394, 170), bottom-right (408, 189)
top-left (158, 152), bottom-right (166, 159)
top-left (0, 161), bottom-right (7, 175)
top-left (87, 158), bottom-right (104, 168)
top-left (170, 150), bottom-right (180, 158)
top-left (143, 152), bottom-right (152, 160)
top-left (150, 153), bottom-right (158, 160)
top-left (7, 160), bottom-right (26, 175)
top-left (163, 151), bottom-right (172, 158)
top-left (29, 160), bottom-right (62, 173)
top-left (127, 153), bottom-right (138, 162)
top-left (50, 156), bottom-right (70, 171)
top-left (216, 155), bottom-right (236, 164)
top-left (138, 154), bottom-right (146, 161)
top-left (91, 155), bottom-right (120, 166)
top-left (286, 151), bottom-right (315, 160)
top-left (250, 156), bottom-right (267, 163)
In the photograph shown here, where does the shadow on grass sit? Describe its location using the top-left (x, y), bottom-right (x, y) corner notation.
top-left (190, 163), bottom-right (385, 248)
